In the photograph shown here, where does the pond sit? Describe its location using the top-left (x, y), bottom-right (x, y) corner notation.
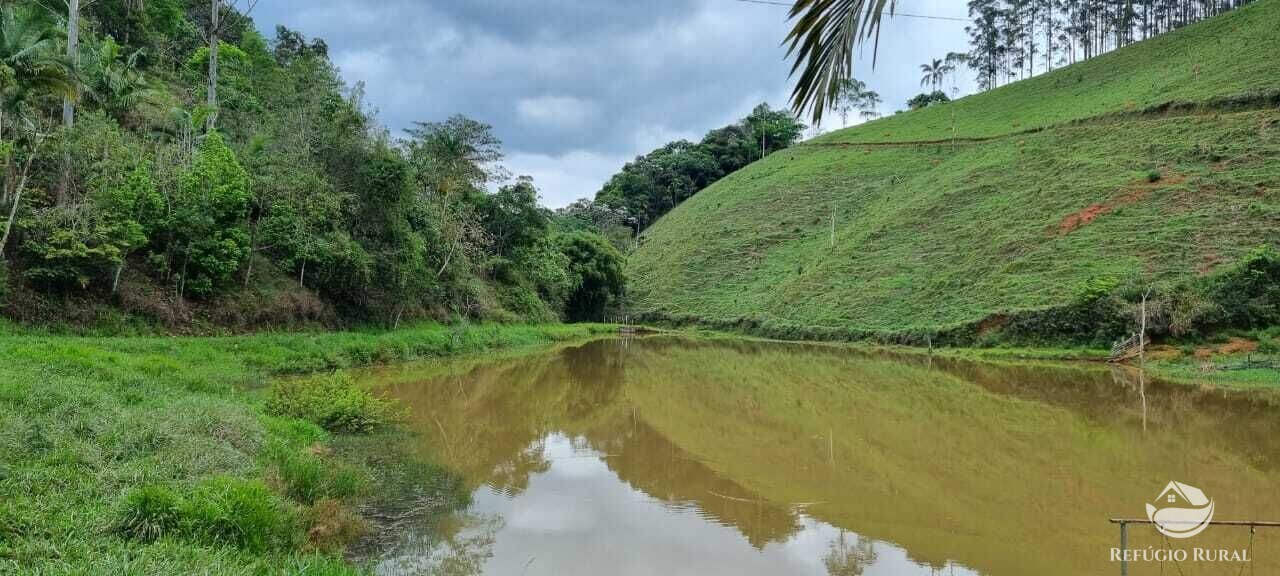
top-left (359, 336), bottom-right (1280, 575)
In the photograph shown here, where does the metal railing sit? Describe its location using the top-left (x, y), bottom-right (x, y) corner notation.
top-left (1108, 518), bottom-right (1280, 575)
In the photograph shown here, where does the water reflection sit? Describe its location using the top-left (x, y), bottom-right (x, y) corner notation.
top-left (374, 431), bottom-right (975, 576)
top-left (365, 337), bottom-right (1280, 575)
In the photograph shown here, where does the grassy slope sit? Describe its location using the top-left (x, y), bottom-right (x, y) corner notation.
top-left (814, 0), bottom-right (1280, 144)
top-left (0, 323), bottom-right (612, 574)
top-left (630, 0), bottom-right (1280, 335)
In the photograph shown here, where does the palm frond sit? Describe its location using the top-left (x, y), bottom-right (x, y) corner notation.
top-left (785, 0), bottom-right (896, 124)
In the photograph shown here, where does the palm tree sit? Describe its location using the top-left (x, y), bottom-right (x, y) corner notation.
top-left (920, 58), bottom-right (946, 91)
top-left (859, 90), bottom-right (882, 120)
top-left (83, 36), bottom-right (152, 126)
top-left (0, 3), bottom-right (74, 141)
top-left (943, 51), bottom-right (969, 94)
top-left (0, 4), bottom-right (71, 259)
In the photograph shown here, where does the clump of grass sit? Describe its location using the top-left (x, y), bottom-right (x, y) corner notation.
top-left (265, 444), bottom-right (365, 505)
top-left (180, 476), bottom-right (299, 552)
top-left (116, 477), bottom-right (298, 552)
top-left (115, 485), bottom-right (184, 543)
top-left (1146, 169), bottom-right (1162, 182)
top-left (266, 373), bottom-right (399, 433)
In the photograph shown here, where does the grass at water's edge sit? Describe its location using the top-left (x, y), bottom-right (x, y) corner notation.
top-left (0, 323), bottom-right (615, 575)
top-left (655, 325), bottom-right (1280, 391)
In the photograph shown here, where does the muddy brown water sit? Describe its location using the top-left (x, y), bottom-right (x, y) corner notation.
top-left (358, 336), bottom-right (1280, 575)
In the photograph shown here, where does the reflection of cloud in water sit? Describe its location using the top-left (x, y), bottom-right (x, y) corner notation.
top-left (378, 433), bottom-right (978, 576)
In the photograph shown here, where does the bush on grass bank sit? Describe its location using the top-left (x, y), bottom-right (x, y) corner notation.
top-left (266, 373), bottom-right (400, 433)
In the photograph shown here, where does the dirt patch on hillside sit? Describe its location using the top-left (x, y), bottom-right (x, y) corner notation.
top-left (1057, 172), bottom-right (1186, 234)
top-left (975, 313), bottom-right (1010, 336)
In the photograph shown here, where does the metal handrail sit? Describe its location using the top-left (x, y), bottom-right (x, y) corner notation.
top-left (1108, 517), bottom-right (1278, 575)
top-left (1110, 518), bottom-right (1280, 527)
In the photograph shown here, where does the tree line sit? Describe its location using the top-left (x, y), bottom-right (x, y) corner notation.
top-left (0, 0), bottom-right (625, 328)
top-left (783, 0), bottom-right (1256, 121)
top-left (963, 0), bottom-right (1256, 90)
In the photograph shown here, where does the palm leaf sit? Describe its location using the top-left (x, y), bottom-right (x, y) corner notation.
top-left (784, 0), bottom-right (896, 125)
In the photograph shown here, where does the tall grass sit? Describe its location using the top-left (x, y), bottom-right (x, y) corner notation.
top-left (0, 323), bottom-right (613, 573)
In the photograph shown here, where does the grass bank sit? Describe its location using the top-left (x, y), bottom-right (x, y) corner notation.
top-left (665, 326), bottom-right (1280, 390)
top-left (0, 323), bottom-right (614, 574)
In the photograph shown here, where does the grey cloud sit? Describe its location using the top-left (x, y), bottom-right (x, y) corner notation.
top-left (251, 0), bottom-right (973, 207)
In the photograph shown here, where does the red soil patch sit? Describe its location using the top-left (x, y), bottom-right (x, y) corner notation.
top-left (1057, 172), bottom-right (1186, 235)
top-left (975, 313), bottom-right (1010, 336)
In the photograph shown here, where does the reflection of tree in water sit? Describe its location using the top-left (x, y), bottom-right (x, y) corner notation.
top-left (486, 437), bottom-right (550, 497)
top-left (375, 512), bottom-right (503, 576)
top-left (562, 339), bottom-right (628, 421)
top-left (823, 530), bottom-right (878, 576)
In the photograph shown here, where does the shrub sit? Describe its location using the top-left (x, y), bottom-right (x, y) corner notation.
top-left (1146, 169), bottom-right (1162, 183)
top-left (115, 485), bottom-right (184, 542)
top-left (265, 373), bottom-right (397, 433)
top-left (1167, 246), bottom-right (1280, 336)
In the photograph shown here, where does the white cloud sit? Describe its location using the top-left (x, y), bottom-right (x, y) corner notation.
top-left (504, 150), bottom-right (628, 209)
top-left (516, 95), bottom-right (599, 129)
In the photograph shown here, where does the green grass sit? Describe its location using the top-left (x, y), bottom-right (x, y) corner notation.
top-left (630, 2), bottom-right (1280, 341)
top-left (0, 323), bottom-right (613, 574)
top-left (816, 0), bottom-right (1280, 144)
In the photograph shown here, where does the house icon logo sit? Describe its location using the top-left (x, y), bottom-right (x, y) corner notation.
top-left (1146, 481), bottom-right (1215, 539)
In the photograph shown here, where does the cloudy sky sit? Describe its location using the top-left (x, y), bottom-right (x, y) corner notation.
top-left (251, 0), bottom-right (975, 208)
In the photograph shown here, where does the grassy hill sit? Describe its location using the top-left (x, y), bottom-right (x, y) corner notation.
top-left (628, 0), bottom-right (1280, 343)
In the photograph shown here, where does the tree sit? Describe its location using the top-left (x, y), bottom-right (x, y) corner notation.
top-left (0, 4), bottom-right (70, 260)
top-left (919, 58), bottom-right (946, 91)
top-left (404, 115), bottom-right (505, 282)
top-left (200, 0), bottom-right (259, 132)
top-left (557, 231), bottom-right (625, 322)
top-left (0, 3), bottom-right (73, 141)
top-left (82, 36), bottom-right (151, 125)
top-left (859, 90), bottom-right (882, 120)
top-left (907, 90), bottom-right (950, 110)
top-left (943, 51), bottom-right (969, 94)
top-left (169, 131), bottom-right (251, 297)
top-left (595, 104), bottom-right (803, 234)
top-left (484, 176), bottom-right (549, 258)
top-left (835, 78), bottom-right (867, 127)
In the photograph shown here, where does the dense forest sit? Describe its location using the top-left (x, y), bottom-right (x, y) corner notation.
top-left (0, 0), bottom-right (625, 330)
